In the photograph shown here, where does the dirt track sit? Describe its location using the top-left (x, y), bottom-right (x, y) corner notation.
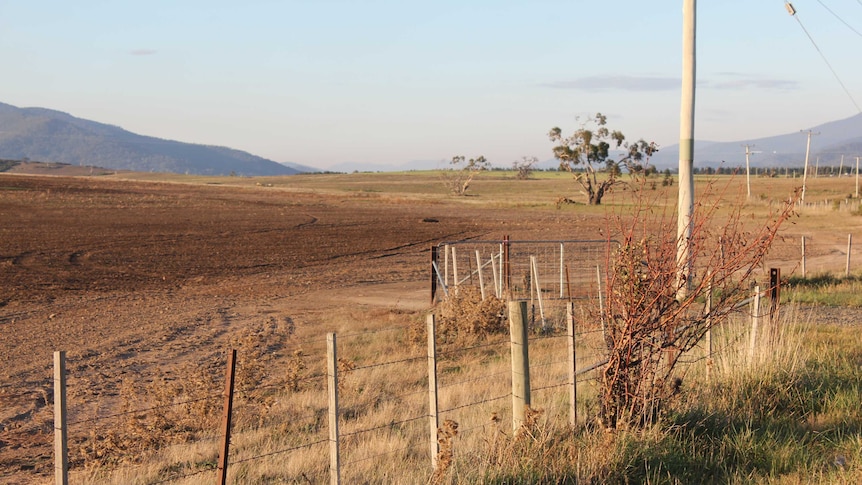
top-left (0, 173), bottom-right (594, 482)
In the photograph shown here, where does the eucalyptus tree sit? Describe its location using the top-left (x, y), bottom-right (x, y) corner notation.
top-left (549, 113), bottom-right (658, 205)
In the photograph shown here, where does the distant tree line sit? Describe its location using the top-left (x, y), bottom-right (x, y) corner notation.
top-left (692, 165), bottom-right (859, 177)
top-left (0, 159), bottom-right (22, 172)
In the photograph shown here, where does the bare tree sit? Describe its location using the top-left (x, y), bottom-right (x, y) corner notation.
top-left (512, 156), bottom-right (539, 180)
top-left (441, 155), bottom-right (489, 196)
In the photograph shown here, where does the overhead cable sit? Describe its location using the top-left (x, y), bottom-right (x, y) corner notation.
top-left (785, 2), bottom-right (862, 113)
top-left (815, 0), bottom-right (862, 38)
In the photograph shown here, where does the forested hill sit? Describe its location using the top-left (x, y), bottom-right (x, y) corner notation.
top-left (0, 102), bottom-right (300, 176)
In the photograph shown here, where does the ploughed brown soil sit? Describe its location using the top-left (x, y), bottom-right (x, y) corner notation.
top-left (0, 173), bottom-right (598, 483)
top-left (1, 172), bottom-right (858, 483)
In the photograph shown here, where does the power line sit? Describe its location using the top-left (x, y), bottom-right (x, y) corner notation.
top-left (785, 2), bottom-right (862, 113)
top-left (815, 0), bottom-right (862, 38)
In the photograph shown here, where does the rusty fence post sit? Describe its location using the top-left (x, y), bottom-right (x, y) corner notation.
top-left (217, 349), bottom-right (237, 485)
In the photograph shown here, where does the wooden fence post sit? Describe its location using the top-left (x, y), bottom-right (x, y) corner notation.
top-left (217, 349), bottom-right (237, 485)
top-left (426, 315), bottom-right (440, 469)
top-left (846, 234), bottom-right (852, 277)
top-left (491, 254), bottom-right (500, 298)
top-left (559, 243), bottom-right (565, 299)
top-left (566, 303), bottom-right (577, 427)
top-left (530, 256), bottom-right (546, 330)
top-left (801, 236), bottom-right (806, 278)
top-left (748, 287), bottom-right (761, 365)
top-left (476, 250), bottom-right (486, 300)
top-left (444, 245), bottom-right (449, 288)
top-left (327, 333), bottom-right (341, 485)
top-left (430, 245), bottom-right (438, 306)
top-left (509, 301), bottom-right (531, 431)
top-left (451, 246), bottom-right (459, 293)
top-left (503, 235), bottom-right (511, 297)
top-left (54, 351), bottom-right (68, 485)
top-left (498, 244), bottom-right (504, 297)
top-left (769, 268), bottom-right (781, 327)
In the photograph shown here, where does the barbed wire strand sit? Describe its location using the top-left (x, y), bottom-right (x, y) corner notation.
top-left (68, 393), bottom-right (221, 426)
top-left (439, 393), bottom-right (511, 414)
top-left (231, 438), bottom-right (328, 465)
top-left (343, 442), bottom-right (423, 467)
top-left (530, 359), bottom-right (568, 370)
top-left (351, 354), bottom-right (425, 372)
top-left (81, 435), bottom-right (221, 477)
top-left (146, 464), bottom-right (217, 484)
top-left (528, 334), bottom-right (567, 342)
top-left (439, 369), bottom-right (510, 390)
top-left (437, 339), bottom-right (508, 358)
top-left (338, 325), bottom-right (412, 338)
top-left (341, 414), bottom-right (426, 438)
top-left (532, 382), bottom-right (570, 393)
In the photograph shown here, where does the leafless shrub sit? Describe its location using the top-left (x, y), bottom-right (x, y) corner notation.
top-left (598, 181), bottom-right (800, 428)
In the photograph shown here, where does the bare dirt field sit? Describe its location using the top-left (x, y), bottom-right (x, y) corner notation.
top-left (0, 172), bottom-right (604, 483)
top-left (1, 170), bottom-right (859, 483)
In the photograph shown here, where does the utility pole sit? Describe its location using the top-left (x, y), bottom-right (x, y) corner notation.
top-left (800, 130), bottom-right (818, 205)
top-left (676, 0), bottom-right (696, 300)
top-left (839, 154), bottom-right (845, 176)
top-left (743, 144), bottom-right (755, 199)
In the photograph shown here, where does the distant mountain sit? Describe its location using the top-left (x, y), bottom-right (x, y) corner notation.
top-left (325, 159), bottom-right (445, 173)
top-left (279, 161), bottom-right (321, 173)
top-left (0, 102), bottom-right (301, 176)
top-left (649, 113), bottom-right (862, 169)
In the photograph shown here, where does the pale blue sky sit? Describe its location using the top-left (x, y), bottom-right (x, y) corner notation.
top-left (2, 1), bottom-right (860, 169)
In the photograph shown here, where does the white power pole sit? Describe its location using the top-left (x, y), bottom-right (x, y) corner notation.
top-left (800, 130), bottom-right (818, 205)
top-left (743, 144), bottom-right (755, 199)
top-left (676, 0), bottom-right (696, 300)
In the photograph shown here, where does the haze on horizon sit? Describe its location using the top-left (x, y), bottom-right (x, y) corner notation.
top-left (1, 0), bottom-right (860, 170)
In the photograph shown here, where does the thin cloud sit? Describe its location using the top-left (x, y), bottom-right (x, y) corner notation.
top-left (544, 75), bottom-right (679, 92)
top-left (130, 49), bottom-right (158, 56)
top-left (708, 78), bottom-right (798, 90)
top-left (544, 74), bottom-right (798, 92)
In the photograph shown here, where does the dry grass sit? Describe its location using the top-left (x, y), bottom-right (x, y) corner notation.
top-left (56, 171), bottom-right (862, 483)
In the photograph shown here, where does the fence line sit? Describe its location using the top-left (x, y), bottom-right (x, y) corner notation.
top-left (44, 275), bottom-right (789, 484)
top-left (146, 466), bottom-right (217, 485)
top-left (67, 394), bottom-right (221, 426)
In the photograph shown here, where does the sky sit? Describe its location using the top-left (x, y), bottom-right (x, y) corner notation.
top-left (2, 0), bottom-right (861, 170)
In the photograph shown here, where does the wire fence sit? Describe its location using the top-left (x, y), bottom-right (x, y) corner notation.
top-left (5, 247), bottom-right (849, 484)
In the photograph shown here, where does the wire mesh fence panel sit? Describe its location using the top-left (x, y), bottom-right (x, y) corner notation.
top-left (435, 240), bottom-right (614, 335)
top-left (438, 240), bottom-right (611, 299)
